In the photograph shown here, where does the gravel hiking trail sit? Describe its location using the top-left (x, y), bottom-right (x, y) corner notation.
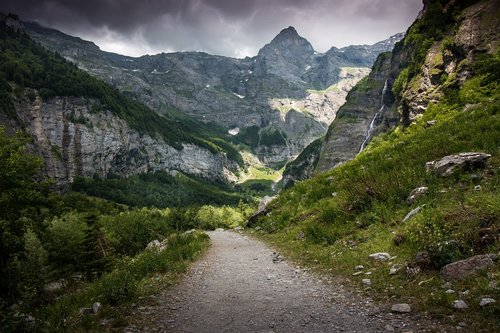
top-left (125, 230), bottom-right (447, 333)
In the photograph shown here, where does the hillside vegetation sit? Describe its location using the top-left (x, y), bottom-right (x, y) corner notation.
top-left (253, 0), bottom-right (499, 329)
top-left (0, 125), bottom-right (255, 332)
top-left (0, 19), bottom-right (255, 331)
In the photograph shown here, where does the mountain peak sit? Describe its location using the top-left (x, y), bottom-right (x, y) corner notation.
top-left (265, 25), bottom-right (314, 53)
top-left (273, 26), bottom-right (301, 42)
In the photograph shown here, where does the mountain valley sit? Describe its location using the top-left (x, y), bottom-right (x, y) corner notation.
top-left (0, 0), bottom-right (498, 331)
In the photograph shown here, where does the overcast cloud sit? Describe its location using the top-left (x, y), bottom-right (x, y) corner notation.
top-left (0, 0), bottom-right (423, 58)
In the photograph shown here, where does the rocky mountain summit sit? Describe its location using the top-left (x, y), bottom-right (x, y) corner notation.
top-left (25, 23), bottom-right (401, 166)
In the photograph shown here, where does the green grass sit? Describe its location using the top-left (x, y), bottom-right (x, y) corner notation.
top-left (252, 61), bottom-right (500, 330)
top-left (239, 165), bottom-right (283, 182)
top-left (32, 231), bottom-right (210, 332)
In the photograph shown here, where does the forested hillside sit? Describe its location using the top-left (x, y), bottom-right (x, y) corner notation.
top-left (0, 18), bottom-right (255, 331)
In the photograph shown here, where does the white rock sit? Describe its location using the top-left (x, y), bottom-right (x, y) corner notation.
top-left (445, 289), bottom-right (455, 294)
top-left (406, 186), bottom-right (428, 204)
top-left (391, 303), bottom-right (411, 313)
top-left (354, 265), bottom-right (364, 271)
top-left (146, 239), bottom-right (164, 251)
top-left (92, 302), bottom-right (102, 314)
top-left (402, 206), bottom-right (423, 223)
top-left (362, 279), bottom-right (372, 286)
top-left (369, 252), bottom-right (391, 261)
top-left (452, 300), bottom-right (468, 310)
top-left (479, 298), bottom-right (496, 307)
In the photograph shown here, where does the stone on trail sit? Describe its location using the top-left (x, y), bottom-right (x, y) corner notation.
top-left (362, 279), bottom-right (372, 286)
top-left (452, 300), bottom-right (468, 310)
top-left (391, 303), bottom-right (411, 313)
top-left (479, 298), bottom-right (496, 307)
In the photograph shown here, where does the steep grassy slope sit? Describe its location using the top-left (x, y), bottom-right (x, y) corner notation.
top-left (253, 0), bottom-right (499, 328)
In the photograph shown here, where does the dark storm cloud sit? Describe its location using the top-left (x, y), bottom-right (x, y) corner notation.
top-left (0, 0), bottom-right (423, 57)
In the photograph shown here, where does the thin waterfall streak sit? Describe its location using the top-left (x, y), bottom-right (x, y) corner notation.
top-left (359, 79), bottom-right (389, 153)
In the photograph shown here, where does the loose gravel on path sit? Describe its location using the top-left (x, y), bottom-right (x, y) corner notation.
top-left (125, 230), bottom-right (449, 333)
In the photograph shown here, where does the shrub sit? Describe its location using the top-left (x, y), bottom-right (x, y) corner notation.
top-left (46, 212), bottom-right (88, 276)
top-left (194, 205), bottom-right (245, 230)
top-left (99, 208), bottom-right (173, 256)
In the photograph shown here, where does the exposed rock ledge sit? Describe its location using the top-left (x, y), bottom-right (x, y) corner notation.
top-left (14, 95), bottom-right (238, 187)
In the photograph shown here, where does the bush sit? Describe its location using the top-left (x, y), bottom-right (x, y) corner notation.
top-left (194, 205), bottom-right (245, 230)
top-left (46, 212), bottom-right (88, 276)
top-left (40, 232), bottom-right (209, 330)
top-left (99, 208), bottom-right (173, 256)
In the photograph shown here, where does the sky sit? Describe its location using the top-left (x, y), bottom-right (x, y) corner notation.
top-left (0, 0), bottom-right (423, 58)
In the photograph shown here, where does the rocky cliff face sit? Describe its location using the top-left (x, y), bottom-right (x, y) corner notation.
top-left (400, 0), bottom-right (499, 125)
top-left (25, 23), bottom-right (401, 165)
top-left (315, 53), bottom-right (395, 172)
top-left (283, 0), bottom-right (499, 186)
top-left (13, 93), bottom-right (237, 188)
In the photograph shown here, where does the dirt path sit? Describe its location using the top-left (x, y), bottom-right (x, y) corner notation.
top-left (125, 230), bottom-right (444, 333)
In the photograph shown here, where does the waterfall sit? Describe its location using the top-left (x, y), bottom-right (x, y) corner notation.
top-left (359, 79), bottom-right (389, 153)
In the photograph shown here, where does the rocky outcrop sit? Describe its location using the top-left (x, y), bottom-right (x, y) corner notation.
top-left (25, 23), bottom-right (401, 165)
top-left (440, 254), bottom-right (497, 280)
top-left (247, 195), bottom-right (275, 226)
top-left (282, 137), bottom-right (324, 188)
top-left (315, 52), bottom-right (396, 172)
top-left (401, 0), bottom-right (500, 123)
top-left (13, 94), bottom-right (237, 187)
top-left (425, 152), bottom-right (491, 176)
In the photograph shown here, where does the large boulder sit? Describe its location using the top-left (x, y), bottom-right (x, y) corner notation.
top-left (440, 253), bottom-right (497, 280)
top-left (425, 152), bottom-right (491, 176)
top-left (247, 196), bottom-right (275, 226)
